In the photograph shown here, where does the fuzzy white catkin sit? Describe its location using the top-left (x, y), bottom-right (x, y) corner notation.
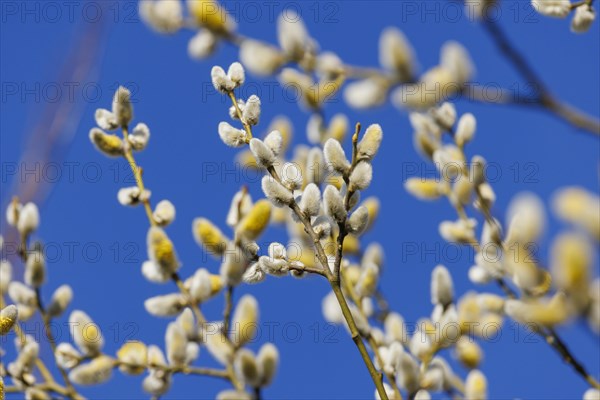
top-left (356, 263), bottom-right (379, 297)
top-left (362, 243), bottom-right (384, 268)
top-left (17, 202), bottom-right (39, 236)
top-left (112, 86), bottom-right (133, 127)
top-left (166, 321), bottom-right (188, 366)
top-left (455, 113), bottom-right (476, 146)
top-left (257, 256), bottom-right (283, 276)
top-left (153, 200), bottom-right (176, 226)
top-left (147, 227), bottom-right (180, 275)
top-left (47, 285), bottom-right (73, 318)
top-left (300, 183), bottom-right (321, 217)
top-left (323, 138), bottom-right (351, 174)
top-left (439, 219), bottom-right (476, 244)
top-left (317, 51), bottom-right (344, 77)
top-left (410, 112), bottom-right (442, 136)
top-left (95, 108), bottom-right (118, 131)
top-left (398, 352), bottom-right (420, 393)
top-left (262, 130), bottom-right (283, 157)
top-left (505, 192), bottom-right (545, 245)
top-left (0, 305), bottom-right (18, 336)
top-left (584, 389), bottom-right (600, 400)
top-left (465, 369), bottom-right (487, 400)
top-left (531, 0), bottom-right (571, 18)
top-left (434, 145), bottom-right (464, 180)
top-left (217, 391), bottom-right (252, 400)
top-left (415, 390), bottom-right (432, 400)
top-left (117, 341), bottom-right (148, 375)
top-left (552, 187), bottom-right (600, 240)
top-left (220, 243), bottom-right (248, 286)
top-left (344, 77), bottom-right (388, 109)
top-left (312, 215), bottom-right (333, 239)
top-left (0, 260), bottom-right (12, 292)
top-left (188, 30), bottom-right (217, 59)
top-left (231, 295), bottom-right (259, 347)
top-left (143, 374), bottom-right (170, 397)
top-left (261, 176), bottom-right (293, 207)
top-left (307, 114), bottom-right (324, 144)
top-left (243, 262), bottom-right (266, 284)
top-left (211, 66), bottom-right (235, 93)
top-left (24, 250), bottom-right (45, 288)
top-left (69, 355), bottom-right (113, 386)
top-left (227, 62), bottom-right (245, 87)
top-left (257, 342), bottom-right (279, 386)
top-left (250, 138), bottom-right (277, 168)
top-left (239, 39), bottom-right (284, 76)
top-left (218, 121), bottom-right (247, 147)
top-left (234, 349), bottom-right (260, 387)
top-left (504, 294), bottom-right (568, 326)
top-left (128, 123), bottom-right (151, 151)
top-left (69, 310), bottom-right (104, 356)
top-left (139, 0), bottom-right (183, 33)
top-left (226, 189), bottom-right (253, 227)
top-left (323, 185), bottom-right (346, 223)
top-left (147, 344), bottom-right (167, 367)
top-left (280, 162), bottom-right (303, 190)
top-left (279, 68), bottom-right (313, 99)
top-left (177, 308), bottom-right (196, 340)
top-left (469, 265), bottom-right (493, 285)
top-left (357, 124), bottom-right (383, 161)
top-left (306, 147), bottom-right (325, 183)
top-left (431, 265), bottom-right (454, 306)
top-left (322, 292), bottom-right (344, 324)
top-left (268, 242), bottom-right (287, 260)
top-left (89, 128), bottom-right (124, 157)
top-left (277, 10), bottom-right (309, 59)
top-left (6, 201), bottom-right (21, 227)
top-left (189, 268), bottom-right (212, 302)
top-left (8, 282), bottom-right (36, 307)
top-left (571, 5), bottom-right (596, 33)
top-left (378, 340), bottom-right (402, 374)
top-left (440, 41), bottom-right (474, 85)
top-left (144, 293), bottom-right (186, 317)
top-left (204, 323), bottom-right (234, 366)
top-left (384, 312), bottom-right (407, 344)
top-left (346, 206), bottom-right (369, 234)
top-left (379, 27), bottom-right (416, 80)
top-left (435, 102), bottom-right (457, 128)
top-left (142, 260), bottom-right (171, 283)
top-left (470, 155), bottom-right (487, 186)
top-left (421, 363), bottom-right (446, 391)
top-left (55, 343), bottom-right (81, 370)
top-left (349, 162), bottom-right (373, 191)
top-left (118, 186), bottom-right (150, 206)
top-left (242, 95), bottom-right (261, 126)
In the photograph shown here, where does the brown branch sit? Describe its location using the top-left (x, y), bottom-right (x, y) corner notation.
top-left (480, 17), bottom-right (600, 135)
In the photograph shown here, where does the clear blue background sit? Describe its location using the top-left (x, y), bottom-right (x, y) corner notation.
top-left (1, 1), bottom-right (599, 399)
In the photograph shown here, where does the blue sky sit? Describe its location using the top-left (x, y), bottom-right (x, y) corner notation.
top-left (1, 1), bottom-right (599, 399)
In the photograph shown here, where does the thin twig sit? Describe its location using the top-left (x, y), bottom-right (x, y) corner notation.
top-left (545, 327), bottom-right (600, 389)
top-left (480, 18), bottom-right (600, 135)
top-left (261, 163), bottom-right (389, 399)
top-left (195, 17), bottom-right (600, 135)
top-left (121, 126), bottom-right (156, 225)
top-left (114, 359), bottom-right (230, 380)
top-left (223, 285), bottom-right (234, 335)
top-left (34, 288), bottom-right (81, 399)
top-left (120, 126), bottom-right (208, 328)
top-left (13, 225), bottom-right (81, 399)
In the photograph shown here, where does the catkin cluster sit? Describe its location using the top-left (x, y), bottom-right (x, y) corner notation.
top-left (1, 1), bottom-right (598, 400)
